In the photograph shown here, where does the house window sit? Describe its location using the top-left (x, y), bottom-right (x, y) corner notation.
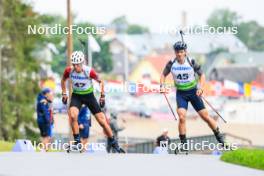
top-left (142, 73), bottom-right (151, 79)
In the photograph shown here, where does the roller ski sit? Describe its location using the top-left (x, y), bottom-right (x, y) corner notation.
top-left (174, 143), bottom-right (189, 155)
top-left (213, 127), bottom-right (233, 151)
top-left (174, 135), bottom-right (188, 155)
top-left (66, 140), bottom-right (83, 153)
top-left (108, 137), bottom-right (126, 153)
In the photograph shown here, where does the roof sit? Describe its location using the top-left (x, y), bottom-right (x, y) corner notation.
top-left (114, 34), bottom-right (151, 56)
top-left (113, 33), bottom-right (248, 56)
top-left (144, 54), bottom-right (174, 74)
top-left (205, 51), bottom-right (264, 76)
top-left (129, 54), bottom-right (175, 83)
top-left (216, 52), bottom-right (264, 66)
top-left (209, 65), bottom-right (261, 83)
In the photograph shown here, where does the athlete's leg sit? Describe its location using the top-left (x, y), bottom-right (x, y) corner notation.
top-left (177, 108), bottom-right (187, 135)
top-left (95, 113), bottom-right (125, 153)
top-left (94, 112), bottom-right (113, 137)
top-left (68, 94), bottom-right (82, 144)
top-left (81, 138), bottom-right (88, 150)
top-left (84, 93), bottom-right (113, 137)
top-left (189, 91), bottom-right (217, 129)
top-left (176, 91), bottom-right (189, 147)
top-left (197, 109), bottom-right (217, 130)
top-left (42, 136), bottom-right (51, 151)
top-left (191, 94), bottom-right (225, 145)
top-left (176, 91), bottom-right (188, 136)
top-left (68, 107), bottom-right (80, 134)
top-left (198, 108), bottom-right (225, 144)
top-left (85, 93), bottom-right (124, 153)
top-left (177, 108), bottom-right (188, 150)
top-left (38, 122), bottom-right (51, 151)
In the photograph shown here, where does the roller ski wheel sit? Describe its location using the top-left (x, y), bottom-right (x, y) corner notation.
top-left (65, 143), bottom-right (82, 153)
top-left (174, 144), bottom-right (188, 155)
top-left (108, 137), bottom-right (126, 154)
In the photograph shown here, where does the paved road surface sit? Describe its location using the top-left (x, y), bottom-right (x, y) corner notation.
top-left (0, 153), bottom-right (263, 176)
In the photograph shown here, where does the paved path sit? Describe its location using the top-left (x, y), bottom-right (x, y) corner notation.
top-left (0, 153), bottom-right (263, 176)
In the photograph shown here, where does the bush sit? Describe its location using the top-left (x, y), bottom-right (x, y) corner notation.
top-left (0, 141), bottom-right (14, 152)
top-left (221, 148), bottom-right (264, 170)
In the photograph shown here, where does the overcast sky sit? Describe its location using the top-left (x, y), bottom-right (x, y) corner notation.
top-left (29, 0), bottom-right (264, 32)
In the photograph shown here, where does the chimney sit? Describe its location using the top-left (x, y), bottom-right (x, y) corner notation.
top-left (181, 11), bottom-right (187, 28)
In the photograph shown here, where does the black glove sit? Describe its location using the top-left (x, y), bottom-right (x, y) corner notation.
top-left (62, 94), bottom-right (68, 105)
top-left (99, 94), bottom-right (105, 108)
top-left (160, 84), bottom-right (166, 93)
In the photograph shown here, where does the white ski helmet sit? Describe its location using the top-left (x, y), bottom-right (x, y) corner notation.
top-left (71, 51), bottom-right (85, 64)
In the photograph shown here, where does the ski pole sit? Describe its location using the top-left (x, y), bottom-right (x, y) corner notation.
top-left (179, 30), bottom-right (185, 43)
top-left (201, 96), bottom-right (227, 123)
top-left (163, 93), bottom-right (178, 121)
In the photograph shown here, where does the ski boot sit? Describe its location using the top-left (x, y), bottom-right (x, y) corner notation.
top-left (213, 127), bottom-right (233, 150)
top-left (175, 135), bottom-right (188, 155)
top-left (66, 138), bottom-right (83, 153)
top-left (108, 137), bottom-right (126, 153)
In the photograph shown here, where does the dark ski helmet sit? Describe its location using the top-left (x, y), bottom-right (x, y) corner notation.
top-left (41, 88), bottom-right (51, 95)
top-left (173, 41), bottom-right (187, 51)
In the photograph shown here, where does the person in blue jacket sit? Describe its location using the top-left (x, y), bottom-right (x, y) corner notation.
top-left (36, 88), bottom-right (53, 151)
top-left (78, 105), bottom-right (91, 150)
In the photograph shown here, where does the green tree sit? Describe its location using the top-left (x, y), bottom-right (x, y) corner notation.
top-left (0, 0), bottom-right (114, 141)
top-left (0, 0), bottom-right (42, 141)
top-left (37, 17), bottom-right (113, 75)
top-left (126, 24), bottom-right (149, 34)
top-left (111, 15), bottom-right (128, 33)
top-left (92, 38), bottom-right (113, 72)
top-left (237, 21), bottom-right (264, 51)
top-left (38, 15), bottom-right (67, 75)
top-left (207, 9), bottom-right (264, 51)
top-left (111, 15), bottom-right (149, 34)
top-left (207, 9), bottom-right (240, 28)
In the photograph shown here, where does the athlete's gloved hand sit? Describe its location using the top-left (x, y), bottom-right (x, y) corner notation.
top-left (62, 93), bottom-right (68, 105)
top-left (160, 84), bottom-right (166, 93)
top-left (79, 124), bottom-right (84, 130)
top-left (196, 88), bottom-right (203, 97)
top-left (99, 94), bottom-right (105, 108)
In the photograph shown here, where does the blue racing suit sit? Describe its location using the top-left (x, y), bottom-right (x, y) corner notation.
top-left (78, 106), bottom-right (91, 139)
top-left (36, 93), bottom-right (52, 137)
